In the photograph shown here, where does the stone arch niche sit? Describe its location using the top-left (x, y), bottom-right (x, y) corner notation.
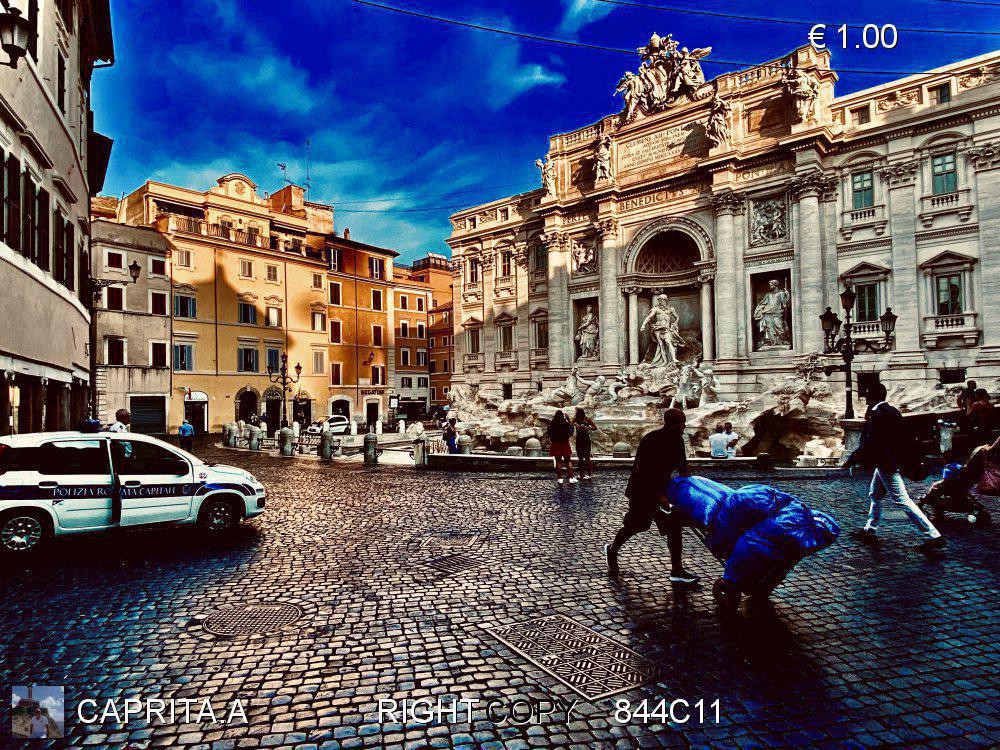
top-left (621, 218), bottom-right (714, 366)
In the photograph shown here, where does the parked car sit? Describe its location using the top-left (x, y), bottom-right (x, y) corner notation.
top-left (305, 415), bottom-right (352, 435)
top-left (0, 431), bottom-right (266, 555)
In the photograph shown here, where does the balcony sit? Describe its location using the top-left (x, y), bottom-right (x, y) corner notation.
top-left (529, 347), bottom-right (549, 364)
top-left (839, 204), bottom-right (887, 241)
top-left (918, 189), bottom-right (974, 229)
top-left (921, 312), bottom-right (980, 348)
top-left (463, 352), bottom-right (485, 371)
top-left (495, 350), bottom-right (518, 369)
top-left (169, 215), bottom-right (268, 249)
top-left (849, 321), bottom-right (885, 338)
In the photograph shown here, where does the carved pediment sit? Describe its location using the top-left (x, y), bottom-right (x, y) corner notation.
top-left (494, 311), bottom-right (518, 324)
top-left (841, 261), bottom-right (890, 278)
top-left (237, 291), bottom-right (259, 301)
top-left (919, 250), bottom-right (977, 270)
top-left (462, 316), bottom-right (483, 329)
top-left (528, 307), bottom-right (549, 320)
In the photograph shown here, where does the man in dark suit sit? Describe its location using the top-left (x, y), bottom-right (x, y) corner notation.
top-left (605, 408), bottom-right (699, 583)
top-left (846, 382), bottom-right (944, 550)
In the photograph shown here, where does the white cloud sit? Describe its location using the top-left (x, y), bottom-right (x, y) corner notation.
top-left (558, 0), bottom-right (616, 34)
top-left (484, 44), bottom-right (566, 109)
top-left (12, 691), bottom-right (24, 706)
top-left (40, 695), bottom-right (63, 712)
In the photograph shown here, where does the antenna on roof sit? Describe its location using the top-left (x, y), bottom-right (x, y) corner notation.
top-left (277, 162), bottom-right (293, 187)
top-left (304, 139), bottom-right (313, 195)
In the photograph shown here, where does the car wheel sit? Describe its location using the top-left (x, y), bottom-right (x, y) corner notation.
top-left (198, 497), bottom-right (241, 534)
top-left (0, 510), bottom-right (49, 554)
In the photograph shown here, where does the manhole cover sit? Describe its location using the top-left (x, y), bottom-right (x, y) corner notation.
top-left (202, 602), bottom-right (304, 637)
top-left (487, 614), bottom-right (658, 701)
top-left (424, 552), bottom-right (485, 575)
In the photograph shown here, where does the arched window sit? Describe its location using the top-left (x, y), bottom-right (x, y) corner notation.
top-left (634, 231), bottom-right (700, 274)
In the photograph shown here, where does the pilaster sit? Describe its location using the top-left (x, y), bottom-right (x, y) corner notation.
top-left (595, 217), bottom-right (622, 365)
top-left (709, 191), bottom-right (745, 362)
top-left (789, 170), bottom-right (837, 355)
top-left (968, 142), bottom-right (1000, 368)
top-left (544, 232), bottom-right (571, 369)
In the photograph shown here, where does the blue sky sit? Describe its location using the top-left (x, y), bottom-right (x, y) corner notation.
top-left (94, 0), bottom-right (999, 261)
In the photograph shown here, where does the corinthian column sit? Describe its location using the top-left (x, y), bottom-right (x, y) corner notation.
top-left (544, 232), bottom-right (571, 369)
top-left (790, 171), bottom-right (836, 355)
top-left (968, 143), bottom-right (1000, 368)
top-left (699, 272), bottom-right (715, 361)
top-left (595, 218), bottom-right (621, 365)
top-left (709, 192), bottom-right (745, 361)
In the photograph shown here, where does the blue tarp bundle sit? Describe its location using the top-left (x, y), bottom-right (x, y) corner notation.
top-left (665, 476), bottom-right (840, 593)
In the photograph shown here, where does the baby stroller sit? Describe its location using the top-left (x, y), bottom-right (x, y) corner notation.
top-left (918, 463), bottom-right (992, 525)
top-left (665, 476), bottom-right (840, 610)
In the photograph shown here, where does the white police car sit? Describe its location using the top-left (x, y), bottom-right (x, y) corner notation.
top-left (0, 431), bottom-right (266, 554)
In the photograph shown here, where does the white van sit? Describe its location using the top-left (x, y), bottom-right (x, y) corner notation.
top-left (0, 431), bottom-right (266, 554)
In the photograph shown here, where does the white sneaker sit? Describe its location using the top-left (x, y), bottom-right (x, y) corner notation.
top-left (557, 478), bottom-right (564, 485)
top-left (569, 477), bottom-right (579, 484)
top-left (583, 475), bottom-right (592, 481)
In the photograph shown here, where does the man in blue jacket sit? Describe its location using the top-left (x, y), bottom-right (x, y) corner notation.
top-left (846, 382), bottom-right (944, 551)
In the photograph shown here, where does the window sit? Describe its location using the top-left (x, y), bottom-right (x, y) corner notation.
top-left (57, 52), bottom-right (67, 114)
top-left (330, 363), bottom-right (342, 385)
top-left (372, 325), bottom-right (383, 346)
top-left (468, 258), bottom-right (480, 283)
top-left (150, 291), bottom-right (168, 316)
top-left (936, 273), bottom-right (962, 315)
top-left (401, 349), bottom-right (411, 366)
top-left (417, 350), bottom-right (427, 366)
top-left (150, 258), bottom-right (167, 277)
top-left (237, 347), bottom-right (259, 373)
top-left (106, 337), bottom-right (125, 366)
top-left (329, 320), bottom-right (342, 343)
top-left (417, 297), bottom-right (424, 312)
top-left (371, 365), bottom-right (385, 385)
top-left (176, 249), bottom-right (191, 268)
top-left (312, 311), bottom-right (327, 331)
top-left (372, 289), bottom-right (384, 311)
top-left (368, 257), bottom-right (385, 279)
top-left (173, 343), bottom-right (194, 371)
top-left (429, 336), bottom-right (436, 348)
top-left (238, 301), bottom-right (257, 325)
top-left (534, 320), bottom-right (549, 349)
top-left (247, 225), bottom-right (260, 244)
top-left (417, 323), bottom-right (425, 338)
top-left (443, 359), bottom-right (450, 373)
top-left (151, 342), bottom-right (168, 368)
top-left (265, 306), bottom-right (282, 328)
top-left (851, 171), bottom-right (874, 210)
top-left (400, 321), bottom-right (409, 337)
top-left (107, 250), bottom-right (124, 269)
top-left (500, 250), bottom-right (513, 277)
top-left (312, 350), bottom-right (325, 375)
top-left (312, 273), bottom-right (323, 289)
top-left (174, 294), bottom-right (197, 319)
top-left (111, 441), bottom-right (186, 476)
top-left (239, 259), bottom-right (253, 277)
top-left (329, 282), bottom-right (341, 305)
top-left (938, 367), bottom-right (966, 385)
top-left (850, 105), bottom-right (870, 125)
top-left (930, 82), bottom-right (951, 105)
top-left (467, 328), bottom-right (481, 354)
top-left (267, 347), bottom-right (280, 372)
top-left (931, 152), bottom-right (957, 195)
top-left (497, 324), bottom-right (514, 352)
top-left (266, 264), bottom-right (279, 282)
top-left (468, 216), bottom-right (477, 229)
top-left (330, 246), bottom-right (344, 271)
top-left (499, 207), bottom-right (509, 221)
top-left (431, 387), bottom-right (437, 401)
top-left (854, 283), bottom-right (879, 323)
top-left (400, 295), bottom-right (408, 310)
top-left (401, 377), bottom-right (413, 388)
top-left (105, 286), bottom-right (124, 311)
top-left (429, 360), bottom-right (437, 374)
top-left (39, 440), bottom-right (109, 476)
top-left (502, 383), bottom-right (513, 400)
top-left (417, 377), bottom-right (428, 388)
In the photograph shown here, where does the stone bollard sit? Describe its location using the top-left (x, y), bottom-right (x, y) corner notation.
top-left (613, 441), bottom-right (632, 458)
top-left (320, 431), bottom-right (335, 460)
top-left (224, 423), bottom-right (238, 447)
top-left (755, 452), bottom-right (774, 471)
top-left (375, 419), bottom-right (383, 435)
top-left (506, 446), bottom-right (523, 456)
top-left (524, 437), bottom-right (542, 457)
top-left (413, 436), bottom-right (429, 467)
top-left (259, 420), bottom-right (268, 437)
top-left (398, 419), bottom-right (406, 434)
top-left (350, 419), bottom-right (359, 436)
top-left (457, 434), bottom-right (473, 455)
top-left (248, 425), bottom-right (262, 451)
top-left (279, 427), bottom-right (295, 457)
top-left (364, 432), bottom-right (379, 465)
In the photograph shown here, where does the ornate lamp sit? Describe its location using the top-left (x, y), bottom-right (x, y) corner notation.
top-left (819, 307), bottom-right (842, 351)
top-left (128, 259), bottom-right (142, 283)
top-left (0, 1), bottom-right (31, 69)
top-left (879, 306), bottom-right (898, 340)
top-left (839, 284), bottom-right (857, 314)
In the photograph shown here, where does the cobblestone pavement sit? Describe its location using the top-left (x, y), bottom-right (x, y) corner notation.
top-left (2, 438), bottom-right (998, 750)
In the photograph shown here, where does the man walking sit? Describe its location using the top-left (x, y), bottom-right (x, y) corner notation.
top-left (605, 408), bottom-right (699, 584)
top-left (178, 419), bottom-right (195, 452)
top-left (846, 382), bottom-right (944, 551)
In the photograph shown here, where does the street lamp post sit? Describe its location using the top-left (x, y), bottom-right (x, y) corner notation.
top-left (0, 1), bottom-right (32, 69)
top-left (819, 284), bottom-right (898, 419)
top-left (266, 352), bottom-right (301, 428)
top-left (87, 260), bottom-right (142, 421)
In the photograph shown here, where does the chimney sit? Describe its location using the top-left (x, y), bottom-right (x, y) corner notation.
top-left (343, 227), bottom-right (350, 240)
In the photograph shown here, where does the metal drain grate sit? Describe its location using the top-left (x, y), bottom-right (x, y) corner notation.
top-left (202, 602), bottom-right (304, 638)
top-left (487, 614), bottom-right (658, 701)
top-left (424, 552), bottom-right (485, 575)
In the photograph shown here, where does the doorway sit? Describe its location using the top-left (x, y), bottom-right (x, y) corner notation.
top-left (237, 390), bottom-right (259, 423)
top-left (365, 401), bottom-right (380, 429)
top-left (184, 401), bottom-right (207, 434)
top-left (292, 398), bottom-right (312, 426)
top-left (330, 399), bottom-right (351, 418)
top-left (264, 399), bottom-right (281, 431)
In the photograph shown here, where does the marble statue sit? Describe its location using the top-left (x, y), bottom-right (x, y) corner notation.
top-left (571, 240), bottom-right (597, 276)
top-left (750, 198), bottom-right (787, 246)
top-left (640, 294), bottom-right (683, 366)
top-left (595, 135), bottom-right (613, 181)
top-left (670, 364), bottom-right (700, 409)
top-left (754, 279), bottom-right (792, 349)
top-left (575, 304), bottom-right (601, 360)
top-left (608, 367), bottom-right (644, 402)
top-left (694, 365), bottom-right (721, 406)
top-left (706, 93), bottom-right (732, 148)
top-left (536, 157), bottom-right (556, 196)
top-left (616, 33), bottom-right (712, 124)
top-left (576, 372), bottom-right (609, 405)
top-left (783, 68), bottom-right (820, 124)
